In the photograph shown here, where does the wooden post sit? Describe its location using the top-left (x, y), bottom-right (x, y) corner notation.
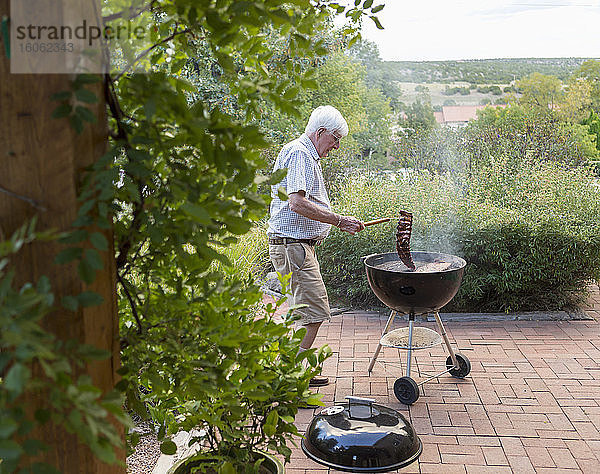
top-left (0, 0), bottom-right (124, 472)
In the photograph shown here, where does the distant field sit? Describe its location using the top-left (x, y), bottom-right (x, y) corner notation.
top-left (398, 82), bottom-right (515, 107)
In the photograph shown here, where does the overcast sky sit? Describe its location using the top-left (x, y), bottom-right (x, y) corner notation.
top-left (354, 0), bottom-right (600, 61)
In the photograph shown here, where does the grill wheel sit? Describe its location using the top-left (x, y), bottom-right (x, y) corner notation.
top-left (393, 376), bottom-right (419, 405)
top-left (446, 352), bottom-right (471, 378)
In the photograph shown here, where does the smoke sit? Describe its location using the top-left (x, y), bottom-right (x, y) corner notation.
top-left (400, 128), bottom-right (470, 258)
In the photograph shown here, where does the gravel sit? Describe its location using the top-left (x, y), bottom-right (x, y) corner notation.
top-left (127, 421), bottom-right (161, 474)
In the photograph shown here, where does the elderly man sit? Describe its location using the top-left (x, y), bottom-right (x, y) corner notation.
top-left (267, 105), bottom-right (364, 387)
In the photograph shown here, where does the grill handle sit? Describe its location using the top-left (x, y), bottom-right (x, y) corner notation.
top-left (346, 396), bottom-right (376, 418)
top-left (345, 395), bottom-right (375, 407)
top-left (361, 253), bottom-right (378, 264)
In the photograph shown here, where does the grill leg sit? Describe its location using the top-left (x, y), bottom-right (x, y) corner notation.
top-left (406, 313), bottom-right (415, 377)
top-left (434, 311), bottom-right (458, 368)
top-left (368, 310), bottom-right (396, 373)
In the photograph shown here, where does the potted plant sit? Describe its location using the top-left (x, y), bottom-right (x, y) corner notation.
top-left (124, 274), bottom-right (330, 474)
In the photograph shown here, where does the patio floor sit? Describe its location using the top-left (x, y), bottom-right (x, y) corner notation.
top-left (287, 285), bottom-right (600, 473)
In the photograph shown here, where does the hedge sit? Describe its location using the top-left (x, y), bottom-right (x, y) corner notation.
top-left (318, 161), bottom-right (600, 312)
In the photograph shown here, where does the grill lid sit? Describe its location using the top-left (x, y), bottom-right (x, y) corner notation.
top-left (301, 396), bottom-right (422, 473)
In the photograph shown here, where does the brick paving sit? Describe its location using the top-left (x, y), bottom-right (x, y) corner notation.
top-left (286, 285), bottom-right (600, 473)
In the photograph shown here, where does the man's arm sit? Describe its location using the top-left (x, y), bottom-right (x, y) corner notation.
top-left (289, 191), bottom-right (364, 235)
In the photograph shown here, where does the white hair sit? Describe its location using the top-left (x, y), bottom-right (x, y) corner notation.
top-left (304, 105), bottom-right (349, 137)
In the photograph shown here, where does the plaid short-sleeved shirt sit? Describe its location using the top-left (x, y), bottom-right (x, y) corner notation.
top-left (267, 134), bottom-right (332, 240)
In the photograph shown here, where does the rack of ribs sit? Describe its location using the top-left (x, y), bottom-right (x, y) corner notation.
top-left (396, 210), bottom-right (416, 271)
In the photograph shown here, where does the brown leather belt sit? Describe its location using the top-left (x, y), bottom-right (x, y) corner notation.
top-left (269, 237), bottom-right (321, 246)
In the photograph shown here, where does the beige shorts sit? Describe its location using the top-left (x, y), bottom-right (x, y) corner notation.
top-left (268, 242), bottom-right (331, 325)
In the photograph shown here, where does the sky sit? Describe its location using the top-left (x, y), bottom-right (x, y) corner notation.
top-left (355, 0), bottom-right (600, 61)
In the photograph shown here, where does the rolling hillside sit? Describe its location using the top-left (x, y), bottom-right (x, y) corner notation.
top-left (380, 58), bottom-right (598, 84)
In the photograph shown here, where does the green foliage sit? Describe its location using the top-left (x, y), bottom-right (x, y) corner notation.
top-left (476, 85), bottom-right (502, 95)
top-left (444, 86), bottom-right (470, 96)
top-left (316, 162), bottom-right (600, 313)
top-left (233, 33), bottom-right (395, 188)
top-left (257, 47), bottom-right (394, 185)
top-left (558, 78), bottom-right (592, 124)
top-left (582, 110), bottom-right (600, 151)
top-left (0, 222), bottom-right (129, 473)
top-left (391, 127), bottom-right (468, 173)
top-left (209, 221), bottom-right (270, 281)
top-left (574, 59), bottom-right (600, 113)
top-left (319, 173), bottom-right (462, 307)
top-left (103, 1), bottom-right (380, 471)
top-left (455, 160), bottom-right (600, 311)
top-left (463, 104), bottom-right (599, 169)
top-left (50, 74), bottom-right (100, 134)
top-left (7, 1), bottom-right (386, 471)
top-left (122, 273), bottom-right (330, 469)
top-left (301, 52), bottom-right (366, 148)
top-left (400, 99), bottom-right (437, 134)
top-left (347, 39), bottom-right (403, 111)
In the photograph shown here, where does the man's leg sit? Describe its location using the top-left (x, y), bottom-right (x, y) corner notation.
top-left (269, 243), bottom-right (330, 387)
top-left (299, 321), bottom-right (322, 350)
top-left (299, 321), bottom-right (328, 387)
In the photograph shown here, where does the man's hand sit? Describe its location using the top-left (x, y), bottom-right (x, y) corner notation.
top-left (338, 215), bottom-right (365, 235)
top-left (288, 193), bottom-right (364, 234)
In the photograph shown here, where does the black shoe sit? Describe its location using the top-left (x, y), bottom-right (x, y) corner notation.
top-left (309, 376), bottom-right (329, 387)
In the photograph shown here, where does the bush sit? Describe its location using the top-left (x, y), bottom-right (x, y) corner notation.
top-left (444, 86), bottom-right (471, 95)
top-left (391, 127), bottom-right (469, 173)
top-left (454, 159), bottom-right (600, 311)
top-left (317, 161), bottom-right (600, 312)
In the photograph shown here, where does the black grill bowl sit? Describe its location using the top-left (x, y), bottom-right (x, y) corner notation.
top-left (363, 251), bottom-right (466, 315)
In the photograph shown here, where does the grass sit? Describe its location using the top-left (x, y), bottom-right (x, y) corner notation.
top-left (398, 82), bottom-right (514, 107)
top-left (211, 220), bottom-right (270, 281)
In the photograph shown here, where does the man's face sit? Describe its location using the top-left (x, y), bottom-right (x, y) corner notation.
top-left (315, 128), bottom-right (342, 158)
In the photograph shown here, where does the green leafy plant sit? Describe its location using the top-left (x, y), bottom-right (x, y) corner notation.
top-left (103, 1), bottom-right (383, 472)
top-left (454, 159), bottom-right (600, 311)
top-left (155, 276), bottom-right (331, 473)
top-left (463, 104), bottom-right (599, 169)
top-left (0, 222), bottom-right (128, 473)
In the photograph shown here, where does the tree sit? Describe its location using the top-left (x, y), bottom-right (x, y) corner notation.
top-left (516, 72), bottom-right (563, 110)
top-left (463, 104), bottom-right (598, 170)
top-left (574, 59), bottom-right (600, 113)
top-left (558, 77), bottom-right (592, 124)
top-left (347, 38), bottom-right (402, 110)
top-left (582, 111), bottom-right (600, 152)
top-left (401, 99), bottom-right (437, 134)
top-left (352, 84), bottom-right (393, 161)
top-left (0, 1), bottom-right (125, 471)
